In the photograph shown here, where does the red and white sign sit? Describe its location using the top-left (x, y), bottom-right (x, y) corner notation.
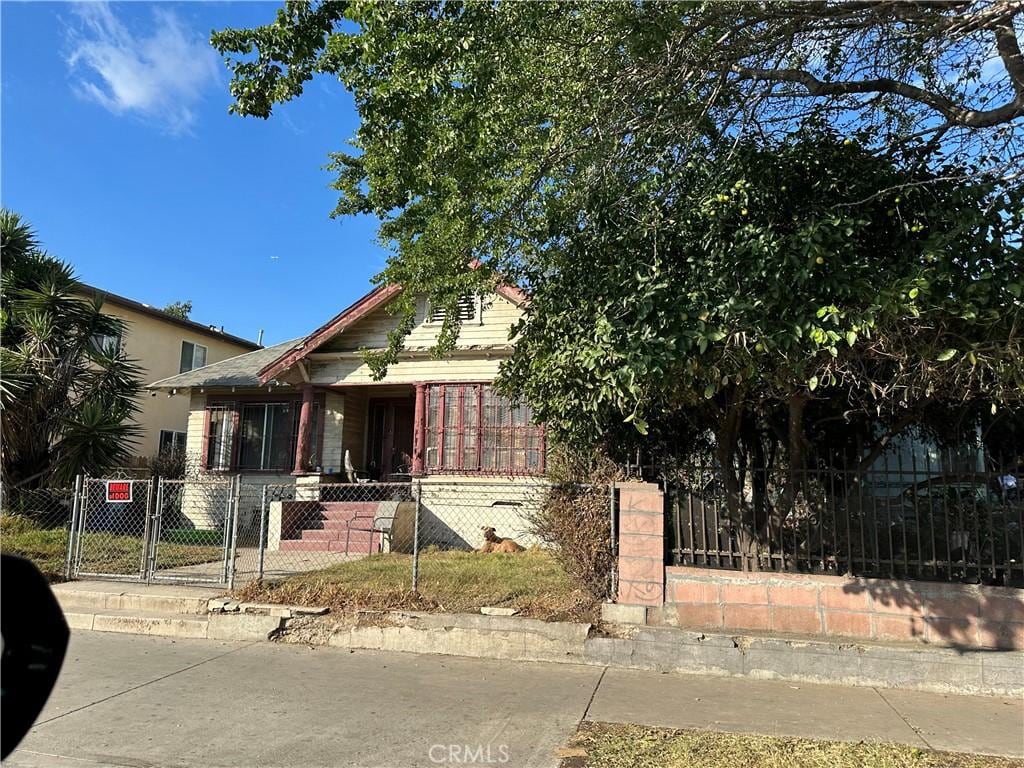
top-left (105, 480), bottom-right (133, 503)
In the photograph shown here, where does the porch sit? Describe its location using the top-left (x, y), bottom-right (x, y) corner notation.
top-left (201, 381), bottom-right (546, 481)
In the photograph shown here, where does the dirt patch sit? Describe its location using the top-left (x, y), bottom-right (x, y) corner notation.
top-left (562, 722), bottom-right (1022, 768)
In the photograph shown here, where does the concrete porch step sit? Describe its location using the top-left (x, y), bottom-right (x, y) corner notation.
top-left (322, 517), bottom-right (377, 531)
top-left (279, 536), bottom-right (382, 553)
top-left (319, 501), bottom-right (382, 516)
top-left (300, 528), bottom-right (379, 542)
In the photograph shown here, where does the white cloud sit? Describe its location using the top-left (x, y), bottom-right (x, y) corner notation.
top-left (67, 3), bottom-right (219, 134)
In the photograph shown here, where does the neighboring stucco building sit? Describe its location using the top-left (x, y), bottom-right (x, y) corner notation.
top-left (83, 285), bottom-right (261, 462)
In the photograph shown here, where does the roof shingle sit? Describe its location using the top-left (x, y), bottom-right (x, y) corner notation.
top-left (146, 338), bottom-right (301, 390)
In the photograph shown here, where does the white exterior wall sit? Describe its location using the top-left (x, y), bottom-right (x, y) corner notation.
top-left (415, 476), bottom-right (549, 551)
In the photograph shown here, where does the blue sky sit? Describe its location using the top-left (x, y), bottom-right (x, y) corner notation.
top-left (2, 1), bottom-right (389, 346)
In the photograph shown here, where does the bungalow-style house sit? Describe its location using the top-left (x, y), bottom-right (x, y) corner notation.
top-left (148, 282), bottom-right (546, 554)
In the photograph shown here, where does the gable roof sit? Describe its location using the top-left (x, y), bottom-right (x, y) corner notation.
top-left (147, 338), bottom-right (301, 391)
top-left (255, 282), bottom-right (528, 386)
top-left (79, 284), bottom-right (260, 350)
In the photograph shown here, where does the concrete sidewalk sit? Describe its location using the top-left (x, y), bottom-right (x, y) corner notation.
top-left (7, 633), bottom-right (1022, 768)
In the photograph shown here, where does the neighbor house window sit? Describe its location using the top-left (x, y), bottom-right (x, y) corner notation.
top-left (91, 330), bottom-right (122, 355)
top-left (428, 295), bottom-right (480, 324)
top-left (159, 430), bottom-right (186, 455)
top-left (204, 399), bottom-right (320, 472)
top-left (180, 341), bottom-right (208, 373)
top-left (424, 384), bottom-right (544, 475)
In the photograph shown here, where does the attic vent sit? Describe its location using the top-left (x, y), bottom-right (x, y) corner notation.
top-left (430, 294), bottom-right (478, 323)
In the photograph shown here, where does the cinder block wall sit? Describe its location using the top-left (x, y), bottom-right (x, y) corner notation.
top-left (665, 566), bottom-right (1024, 650)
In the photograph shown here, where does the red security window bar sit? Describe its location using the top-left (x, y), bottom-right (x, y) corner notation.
top-left (424, 384), bottom-right (545, 475)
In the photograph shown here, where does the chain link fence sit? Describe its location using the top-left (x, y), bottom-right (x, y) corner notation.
top-left (1, 485), bottom-right (77, 581)
top-left (233, 481), bottom-right (415, 583)
top-left (4, 475), bottom-right (589, 619)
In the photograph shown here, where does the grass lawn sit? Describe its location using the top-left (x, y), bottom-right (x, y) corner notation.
top-left (562, 723), bottom-right (1021, 768)
top-left (1, 515), bottom-right (223, 581)
top-left (237, 548), bottom-right (598, 621)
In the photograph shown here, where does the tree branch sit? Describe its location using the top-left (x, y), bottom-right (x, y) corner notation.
top-left (731, 64), bottom-right (1024, 128)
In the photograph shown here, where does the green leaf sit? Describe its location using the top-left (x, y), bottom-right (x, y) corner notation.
top-left (935, 349), bottom-right (957, 362)
top-left (845, 330), bottom-right (857, 347)
top-left (808, 375), bottom-right (819, 391)
top-left (908, 287), bottom-right (919, 299)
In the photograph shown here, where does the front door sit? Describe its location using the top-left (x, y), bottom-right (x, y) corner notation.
top-left (367, 398), bottom-right (415, 479)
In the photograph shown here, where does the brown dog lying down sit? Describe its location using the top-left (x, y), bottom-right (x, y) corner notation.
top-left (477, 526), bottom-right (525, 553)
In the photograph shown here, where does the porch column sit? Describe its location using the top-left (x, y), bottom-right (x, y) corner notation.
top-left (292, 384), bottom-right (315, 475)
top-left (412, 382), bottom-right (426, 475)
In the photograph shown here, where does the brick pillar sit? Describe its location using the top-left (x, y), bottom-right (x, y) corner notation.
top-left (616, 482), bottom-right (666, 607)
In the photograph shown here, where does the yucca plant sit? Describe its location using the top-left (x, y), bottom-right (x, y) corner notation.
top-left (1, 209), bottom-right (143, 490)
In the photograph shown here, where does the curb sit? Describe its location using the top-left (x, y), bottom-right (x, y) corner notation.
top-left (58, 588), bottom-right (1023, 698)
top-left (64, 609), bottom-right (283, 642)
top-left (275, 610), bottom-right (1023, 698)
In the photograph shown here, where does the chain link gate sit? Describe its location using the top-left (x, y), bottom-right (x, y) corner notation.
top-left (69, 476), bottom-right (238, 585)
top-left (70, 476), bottom-right (155, 581)
top-left (149, 477), bottom-right (238, 585)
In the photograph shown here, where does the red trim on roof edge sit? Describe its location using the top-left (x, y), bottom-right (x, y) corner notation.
top-left (495, 283), bottom-right (528, 308)
top-left (257, 284), bottom-right (402, 385)
top-left (257, 278), bottom-right (528, 386)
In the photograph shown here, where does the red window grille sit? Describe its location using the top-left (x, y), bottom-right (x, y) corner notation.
top-left (424, 384), bottom-right (545, 475)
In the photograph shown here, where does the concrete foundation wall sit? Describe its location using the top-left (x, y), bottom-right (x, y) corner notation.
top-left (416, 477), bottom-right (548, 551)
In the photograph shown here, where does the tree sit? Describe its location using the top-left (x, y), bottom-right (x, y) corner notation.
top-left (162, 300), bottom-right (192, 320)
top-left (1, 210), bottom-right (143, 489)
top-left (499, 132), bottom-right (1021, 545)
top-left (211, 1), bottom-right (1023, 360)
top-left (211, 3), bottom-right (1022, 559)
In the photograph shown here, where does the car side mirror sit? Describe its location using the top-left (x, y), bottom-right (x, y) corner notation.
top-left (1, 554), bottom-right (70, 759)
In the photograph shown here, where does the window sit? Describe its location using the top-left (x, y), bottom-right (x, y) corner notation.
top-left (180, 341), bottom-right (208, 373)
top-left (158, 430), bottom-right (186, 455)
top-left (204, 399), bottom-right (320, 472)
top-left (425, 384), bottom-right (544, 474)
top-left (91, 331), bottom-right (122, 355)
top-left (205, 405), bottom-right (234, 470)
top-left (428, 295), bottom-right (479, 323)
top-left (238, 403), bottom-right (298, 471)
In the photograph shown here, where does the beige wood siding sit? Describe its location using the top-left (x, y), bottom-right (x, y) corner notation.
top-left (320, 390), bottom-right (345, 473)
top-left (341, 389), bottom-right (368, 470)
top-left (313, 356), bottom-right (504, 386)
top-left (185, 391), bottom-right (207, 473)
top-left (320, 293), bottom-right (522, 353)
